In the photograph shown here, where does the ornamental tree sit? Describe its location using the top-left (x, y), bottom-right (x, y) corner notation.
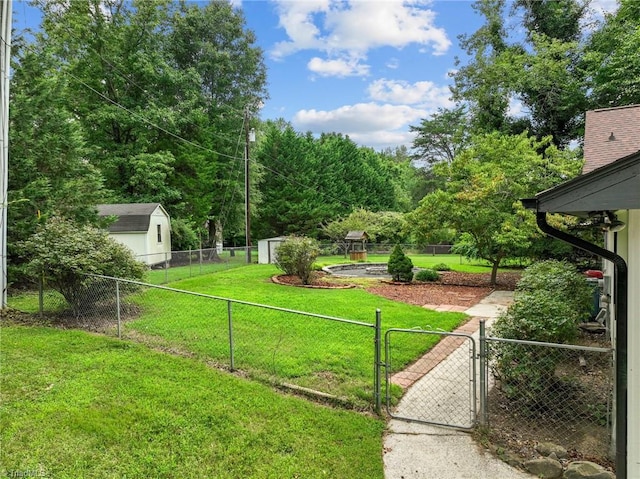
top-left (407, 132), bottom-right (581, 285)
top-left (387, 245), bottom-right (414, 283)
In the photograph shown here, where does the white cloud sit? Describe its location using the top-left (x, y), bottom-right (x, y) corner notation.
top-left (308, 57), bottom-right (370, 77)
top-left (293, 103), bottom-right (424, 150)
top-left (349, 130), bottom-right (418, 150)
top-left (507, 97), bottom-right (526, 118)
top-left (368, 78), bottom-right (453, 108)
top-left (293, 102), bottom-right (426, 135)
top-left (386, 57), bottom-right (400, 70)
top-left (270, 0), bottom-right (451, 77)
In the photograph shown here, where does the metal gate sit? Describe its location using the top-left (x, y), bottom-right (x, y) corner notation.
top-left (384, 329), bottom-right (477, 429)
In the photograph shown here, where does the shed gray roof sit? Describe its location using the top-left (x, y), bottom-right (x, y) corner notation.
top-left (97, 203), bottom-right (165, 233)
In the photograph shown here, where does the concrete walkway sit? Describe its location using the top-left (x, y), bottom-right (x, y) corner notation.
top-left (383, 291), bottom-right (533, 479)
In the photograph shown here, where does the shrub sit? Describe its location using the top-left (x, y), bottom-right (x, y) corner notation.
top-left (491, 260), bottom-right (593, 408)
top-left (274, 235), bottom-right (320, 285)
top-left (432, 263), bottom-right (451, 271)
top-left (414, 269), bottom-right (440, 282)
top-left (21, 216), bottom-right (147, 317)
top-left (170, 218), bottom-right (199, 251)
top-left (387, 245), bottom-right (413, 282)
top-left (515, 260), bottom-right (593, 322)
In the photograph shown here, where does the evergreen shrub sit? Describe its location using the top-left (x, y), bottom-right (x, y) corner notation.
top-left (414, 269), bottom-right (440, 282)
top-left (387, 245), bottom-right (414, 282)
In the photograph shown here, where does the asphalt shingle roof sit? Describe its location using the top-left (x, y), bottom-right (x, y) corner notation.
top-left (584, 104), bottom-right (640, 174)
top-left (96, 203), bottom-right (162, 233)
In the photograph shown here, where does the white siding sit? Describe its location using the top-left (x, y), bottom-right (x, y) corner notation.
top-left (605, 210), bottom-right (640, 476)
top-left (143, 206), bottom-right (172, 265)
top-left (258, 237), bottom-right (285, 264)
top-left (626, 209), bottom-right (640, 477)
top-left (109, 233), bottom-right (146, 260)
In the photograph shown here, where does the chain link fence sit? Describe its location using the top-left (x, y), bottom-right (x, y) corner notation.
top-left (138, 247), bottom-right (253, 284)
top-left (134, 244), bottom-right (455, 284)
top-left (385, 329), bottom-right (477, 429)
top-left (481, 334), bottom-right (614, 464)
top-left (30, 274), bottom-right (383, 410)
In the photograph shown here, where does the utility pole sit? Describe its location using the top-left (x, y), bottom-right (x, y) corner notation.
top-left (0, 0), bottom-right (12, 308)
top-left (244, 109), bottom-right (255, 264)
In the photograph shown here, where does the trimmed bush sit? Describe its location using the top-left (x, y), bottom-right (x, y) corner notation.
top-left (387, 245), bottom-right (414, 282)
top-left (274, 235), bottom-right (320, 285)
top-left (432, 263), bottom-right (451, 271)
top-left (414, 269), bottom-right (440, 282)
top-left (491, 260), bottom-right (593, 408)
top-left (21, 216), bottom-right (147, 317)
top-left (515, 260), bottom-right (593, 322)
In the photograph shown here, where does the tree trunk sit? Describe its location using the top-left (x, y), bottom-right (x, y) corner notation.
top-left (490, 260), bottom-right (499, 286)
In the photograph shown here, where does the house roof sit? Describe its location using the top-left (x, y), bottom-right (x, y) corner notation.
top-left (583, 104), bottom-right (640, 174)
top-left (97, 203), bottom-right (166, 233)
top-left (525, 150), bottom-right (640, 215)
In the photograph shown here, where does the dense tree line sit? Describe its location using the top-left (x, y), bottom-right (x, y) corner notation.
top-left (8, 0), bottom-right (637, 285)
top-left (407, 0), bottom-right (637, 280)
top-left (252, 122), bottom-right (415, 239)
top-left (8, 0), bottom-right (267, 281)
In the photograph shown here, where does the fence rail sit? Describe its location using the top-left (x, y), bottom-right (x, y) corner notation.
top-left (32, 273), bottom-right (383, 411)
top-left (136, 244), bottom-right (454, 284)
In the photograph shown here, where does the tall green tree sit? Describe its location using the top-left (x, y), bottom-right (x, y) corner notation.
top-left (8, 45), bottom-right (106, 283)
top-left (410, 105), bottom-right (470, 167)
top-left (452, 0), bottom-right (513, 134)
top-left (18, 0), bottom-right (267, 247)
top-left (407, 132), bottom-right (582, 284)
top-left (168, 0), bottom-right (267, 242)
top-left (583, 0), bottom-right (640, 108)
top-left (37, 0), bottom-right (186, 204)
top-left (451, 0), bottom-right (589, 147)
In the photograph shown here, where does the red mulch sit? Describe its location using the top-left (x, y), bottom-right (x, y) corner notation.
top-left (273, 271), bottom-right (521, 307)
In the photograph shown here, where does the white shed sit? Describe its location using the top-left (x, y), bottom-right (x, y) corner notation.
top-left (258, 236), bottom-right (286, 264)
top-left (97, 203), bottom-right (172, 266)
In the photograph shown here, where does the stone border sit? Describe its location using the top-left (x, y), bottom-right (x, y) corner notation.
top-left (270, 275), bottom-right (355, 289)
top-left (322, 262), bottom-right (389, 276)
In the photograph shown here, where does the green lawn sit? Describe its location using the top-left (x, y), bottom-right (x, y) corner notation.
top-left (2, 256), bottom-right (507, 477)
top-left (145, 253), bottom-right (513, 286)
top-left (7, 264), bottom-right (469, 406)
top-left (316, 253), bottom-right (516, 273)
top-left (0, 325), bottom-right (385, 479)
top-left (126, 264), bottom-right (466, 406)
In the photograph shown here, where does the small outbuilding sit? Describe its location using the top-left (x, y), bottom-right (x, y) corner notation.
top-left (345, 231), bottom-right (369, 261)
top-left (97, 203), bottom-right (171, 266)
top-left (258, 236), bottom-right (286, 264)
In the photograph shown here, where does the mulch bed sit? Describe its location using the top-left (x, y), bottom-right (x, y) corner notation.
top-left (273, 271), bottom-right (521, 308)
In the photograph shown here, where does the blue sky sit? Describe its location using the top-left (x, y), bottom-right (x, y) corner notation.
top-left (242, 0), bottom-right (484, 151)
top-left (11, 0), bottom-right (617, 152)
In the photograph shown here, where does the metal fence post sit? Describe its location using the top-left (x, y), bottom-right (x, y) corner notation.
top-left (478, 319), bottom-right (487, 426)
top-left (228, 300), bottom-right (235, 371)
top-left (116, 279), bottom-right (121, 339)
top-left (374, 309), bottom-right (382, 414)
top-left (164, 252), bottom-right (169, 283)
top-left (38, 275), bottom-right (44, 316)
